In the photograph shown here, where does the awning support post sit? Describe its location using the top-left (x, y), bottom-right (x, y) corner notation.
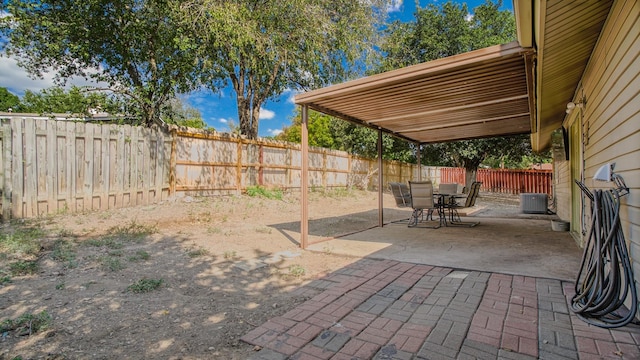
top-left (300, 105), bottom-right (309, 249)
top-left (378, 129), bottom-right (383, 227)
top-left (416, 142), bottom-right (422, 181)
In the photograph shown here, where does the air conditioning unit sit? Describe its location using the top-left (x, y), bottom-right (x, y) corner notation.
top-left (520, 193), bottom-right (548, 214)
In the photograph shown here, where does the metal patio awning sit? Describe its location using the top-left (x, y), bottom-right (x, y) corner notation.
top-left (295, 41), bottom-right (536, 145)
top-left (293, 41), bottom-right (536, 248)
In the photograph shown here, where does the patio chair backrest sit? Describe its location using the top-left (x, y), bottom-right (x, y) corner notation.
top-left (389, 182), bottom-right (411, 208)
top-left (439, 183), bottom-right (458, 194)
top-left (409, 181), bottom-right (435, 210)
top-left (464, 181), bottom-right (482, 207)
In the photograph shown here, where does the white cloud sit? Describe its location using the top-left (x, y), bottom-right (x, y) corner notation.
top-left (259, 108), bottom-right (275, 120)
top-left (267, 128), bottom-right (283, 136)
top-left (218, 118), bottom-right (230, 124)
top-left (387, 0), bottom-right (403, 12)
top-left (0, 56), bottom-right (57, 94)
top-left (282, 88), bottom-right (301, 104)
top-left (0, 55), bottom-right (110, 95)
top-left (465, 13), bottom-right (474, 22)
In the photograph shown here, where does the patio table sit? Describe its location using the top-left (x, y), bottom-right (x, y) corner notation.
top-left (434, 193), bottom-right (469, 227)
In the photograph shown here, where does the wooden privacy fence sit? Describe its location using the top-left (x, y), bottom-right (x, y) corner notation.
top-left (0, 118), bottom-right (171, 220)
top-left (0, 117), bottom-right (553, 220)
top-left (0, 118), bottom-right (429, 219)
top-left (440, 167), bottom-right (553, 195)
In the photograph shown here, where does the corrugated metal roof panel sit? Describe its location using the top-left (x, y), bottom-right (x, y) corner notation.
top-left (296, 42), bottom-right (535, 144)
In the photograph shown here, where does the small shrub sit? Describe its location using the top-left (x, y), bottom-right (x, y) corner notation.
top-left (328, 187), bottom-right (355, 198)
top-left (108, 249), bottom-right (124, 257)
top-left (246, 186), bottom-right (283, 200)
top-left (101, 257), bottom-right (125, 272)
top-left (1, 310), bottom-right (52, 336)
top-left (255, 226), bottom-right (272, 234)
top-left (127, 278), bottom-right (163, 293)
top-left (288, 264), bottom-right (306, 277)
top-left (56, 228), bottom-right (76, 238)
top-left (187, 248), bottom-right (208, 258)
top-left (103, 220), bottom-right (157, 243)
top-left (0, 275), bottom-right (11, 285)
top-left (55, 282), bottom-right (65, 290)
top-left (0, 226), bottom-right (44, 258)
top-left (223, 250), bottom-right (237, 260)
top-left (85, 237), bottom-right (124, 249)
top-left (206, 227), bottom-right (223, 234)
top-left (9, 260), bottom-right (38, 276)
top-left (128, 250), bottom-right (150, 262)
top-left (51, 240), bottom-right (78, 269)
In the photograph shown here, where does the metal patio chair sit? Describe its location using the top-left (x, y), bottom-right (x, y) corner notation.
top-left (389, 182), bottom-right (412, 208)
top-left (446, 181), bottom-right (482, 227)
top-left (408, 180), bottom-right (442, 228)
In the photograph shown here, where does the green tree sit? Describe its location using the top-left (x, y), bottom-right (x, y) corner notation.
top-left (162, 97), bottom-right (210, 130)
top-left (329, 121), bottom-right (415, 162)
top-left (18, 86), bottom-right (123, 115)
top-left (1, 0), bottom-right (205, 126)
top-left (176, 0), bottom-right (391, 139)
top-left (0, 87), bottom-right (20, 112)
top-left (278, 109), bottom-right (415, 162)
top-left (378, 0), bottom-right (537, 186)
top-left (277, 109), bottom-right (336, 149)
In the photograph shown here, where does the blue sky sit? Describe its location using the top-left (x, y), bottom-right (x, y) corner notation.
top-left (0, 0), bottom-right (512, 137)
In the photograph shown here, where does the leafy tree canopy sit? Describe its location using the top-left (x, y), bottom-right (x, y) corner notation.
top-left (161, 97), bottom-right (210, 130)
top-left (17, 86), bottom-right (123, 116)
top-left (277, 109), bottom-right (415, 162)
top-left (1, 0), bottom-right (206, 126)
top-left (176, 0), bottom-right (392, 139)
top-left (0, 87), bottom-right (20, 112)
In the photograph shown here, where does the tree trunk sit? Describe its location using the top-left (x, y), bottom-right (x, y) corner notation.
top-left (250, 104), bottom-right (261, 139)
top-left (237, 98), bottom-right (252, 138)
top-left (464, 167), bottom-right (477, 191)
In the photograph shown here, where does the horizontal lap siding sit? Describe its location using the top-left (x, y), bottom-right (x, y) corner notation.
top-left (578, 0), bottom-right (640, 312)
top-left (553, 160), bottom-right (571, 221)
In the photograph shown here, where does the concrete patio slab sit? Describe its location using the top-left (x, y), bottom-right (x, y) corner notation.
top-left (308, 217), bottom-right (583, 281)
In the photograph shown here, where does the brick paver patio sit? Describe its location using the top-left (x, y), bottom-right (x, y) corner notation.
top-left (241, 258), bottom-right (640, 360)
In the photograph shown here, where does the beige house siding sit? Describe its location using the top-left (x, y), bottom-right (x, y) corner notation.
top-left (564, 0), bottom-right (640, 303)
top-left (553, 158), bottom-right (571, 222)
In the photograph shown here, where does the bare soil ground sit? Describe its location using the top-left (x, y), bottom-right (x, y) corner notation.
top-left (0, 190), bottom-right (520, 360)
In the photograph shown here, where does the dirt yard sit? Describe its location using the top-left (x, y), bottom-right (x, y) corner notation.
top-left (0, 189), bottom-right (521, 360)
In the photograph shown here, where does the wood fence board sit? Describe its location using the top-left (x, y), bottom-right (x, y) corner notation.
top-left (131, 125), bottom-right (140, 204)
top-left (2, 123), bottom-right (11, 220)
top-left (46, 120), bottom-right (57, 212)
top-left (24, 118), bottom-right (38, 216)
top-left (141, 126), bottom-right (151, 203)
top-left (99, 123), bottom-right (109, 210)
top-left (11, 119), bottom-right (23, 217)
top-left (65, 122), bottom-right (75, 211)
top-left (108, 125), bottom-right (118, 207)
top-left (87, 125), bottom-right (96, 209)
top-left (35, 120), bottom-right (47, 202)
